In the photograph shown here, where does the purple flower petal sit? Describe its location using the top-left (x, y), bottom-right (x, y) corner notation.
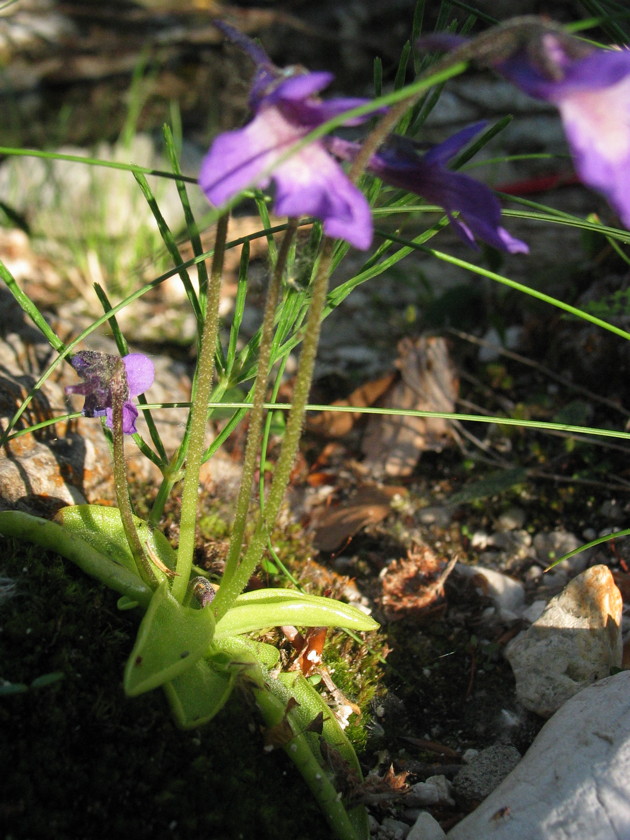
top-left (498, 40), bottom-right (630, 100)
top-left (199, 32), bottom-right (377, 250)
top-left (423, 122), bottom-right (488, 167)
top-left (273, 143), bottom-right (373, 249)
top-left (104, 403), bottom-right (139, 435)
top-left (329, 133), bottom-right (528, 254)
top-left (268, 71), bottom-right (334, 102)
top-left (200, 111), bottom-right (292, 206)
top-left (486, 31), bottom-right (630, 229)
top-left (67, 350), bottom-right (153, 435)
top-left (123, 353), bottom-right (155, 397)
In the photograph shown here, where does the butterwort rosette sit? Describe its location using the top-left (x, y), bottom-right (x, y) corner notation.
top-left (328, 124), bottom-right (528, 253)
top-left (66, 351), bottom-right (154, 435)
top-left (199, 23), bottom-right (376, 249)
top-left (419, 20), bottom-right (630, 229)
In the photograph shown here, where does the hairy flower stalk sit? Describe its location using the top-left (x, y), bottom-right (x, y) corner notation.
top-left (211, 238), bottom-right (335, 622)
top-left (172, 213), bottom-right (229, 603)
top-left (110, 362), bottom-right (157, 588)
top-left (221, 220), bottom-right (298, 585)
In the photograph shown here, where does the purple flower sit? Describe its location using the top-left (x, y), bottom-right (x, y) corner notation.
top-left (199, 25), bottom-right (375, 250)
top-left (418, 24), bottom-right (630, 229)
top-left (328, 124), bottom-right (528, 253)
top-left (496, 39), bottom-right (630, 229)
top-left (66, 351), bottom-right (154, 435)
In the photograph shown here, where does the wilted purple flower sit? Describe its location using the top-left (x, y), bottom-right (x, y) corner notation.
top-left (66, 351), bottom-right (154, 435)
top-left (199, 24), bottom-right (375, 249)
top-left (328, 124), bottom-right (529, 253)
top-left (418, 23), bottom-right (630, 228)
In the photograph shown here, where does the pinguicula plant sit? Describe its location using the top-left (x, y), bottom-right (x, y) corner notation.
top-left (1, 13), bottom-right (630, 840)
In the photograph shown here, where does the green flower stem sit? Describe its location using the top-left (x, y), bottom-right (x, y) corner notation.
top-left (172, 214), bottom-right (229, 603)
top-left (222, 220), bottom-right (298, 583)
top-left (252, 681), bottom-right (362, 840)
top-left (212, 239), bottom-right (334, 622)
top-left (348, 50), bottom-right (472, 184)
top-left (110, 362), bottom-right (157, 589)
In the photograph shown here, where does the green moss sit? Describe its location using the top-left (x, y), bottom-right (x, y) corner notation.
top-left (0, 537), bottom-right (333, 840)
top-left (198, 511), bottom-right (231, 540)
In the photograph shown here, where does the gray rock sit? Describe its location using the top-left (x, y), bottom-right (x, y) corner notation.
top-left (455, 565), bottom-right (525, 622)
top-left (407, 811), bottom-right (447, 840)
top-left (495, 506), bottom-right (526, 531)
top-left (533, 530), bottom-right (591, 572)
top-left (506, 565), bottom-right (623, 717)
top-left (453, 745), bottom-right (521, 804)
top-left (378, 817), bottom-right (409, 839)
top-left (447, 671), bottom-right (630, 840)
top-left (409, 775), bottom-right (454, 807)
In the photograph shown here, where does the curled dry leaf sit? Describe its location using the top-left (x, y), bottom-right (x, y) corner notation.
top-left (307, 372), bottom-right (397, 438)
top-left (312, 484), bottom-right (406, 552)
top-left (380, 544), bottom-right (457, 622)
top-left (362, 336), bottom-right (459, 477)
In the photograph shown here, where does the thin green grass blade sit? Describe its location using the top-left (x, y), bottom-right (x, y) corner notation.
top-left (0, 146), bottom-right (198, 184)
top-left (0, 259), bottom-right (65, 353)
top-left (162, 123), bottom-right (209, 309)
top-left (226, 241), bottom-right (250, 374)
top-left (254, 194), bottom-right (278, 263)
top-left (133, 171), bottom-right (202, 325)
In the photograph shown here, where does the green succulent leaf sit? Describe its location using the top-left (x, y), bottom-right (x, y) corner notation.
top-left (278, 671), bottom-right (369, 840)
top-left (165, 635), bottom-right (281, 728)
top-left (124, 581), bottom-right (216, 696)
top-left (214, 588), bottom-right (379, 638)
top-left (0, 509), bottom-right (151, 605)
top-left (55, 504), bottom-right (176, 585)
top-left (164, 657), bottom-right (236, 729)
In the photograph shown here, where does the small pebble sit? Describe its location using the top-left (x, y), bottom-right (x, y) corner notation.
top-left (407, 811), bottom-right (446, 840)
top-left (533, 530), bottom-right (590, 572)
top-left (409, 775), bottom-right (453, 807)
top-left (495, 506), bottom-right (526, 530)
top-left (453, 745), bottom-right (521, 803)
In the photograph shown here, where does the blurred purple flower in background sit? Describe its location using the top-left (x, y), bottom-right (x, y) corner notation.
top-left (419, 24), bottom-right (630, 228)
top-left (496, 38), bottom-right (630, 229)
top-left (66, 351), bottom-right (154, 435)
top-left (199, 23), bottom-right (376, 249)
top-left (329, 124), bottom-right (529, 253)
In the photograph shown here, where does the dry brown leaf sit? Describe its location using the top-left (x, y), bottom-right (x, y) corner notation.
top-left (313, 484), bottom-right (405, 552)
top-left (362, 336), bottom-right (459, 477)
top-left (307, 372), bottom-right (396, 438)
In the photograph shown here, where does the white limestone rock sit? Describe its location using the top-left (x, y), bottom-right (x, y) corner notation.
top-left (447, 671), bottom-right (630, 840)
top-left (506, 565), bottom-right (622, 717)
top-left (408, 811), bottom-right (447, 840)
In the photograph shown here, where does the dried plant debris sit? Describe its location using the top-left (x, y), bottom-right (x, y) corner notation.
top-left (380, 544), bottom-right (458, 623)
